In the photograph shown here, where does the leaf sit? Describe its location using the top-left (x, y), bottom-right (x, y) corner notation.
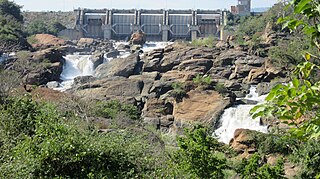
top-left (292, 78), bottom-right (300, 88)
top-left (294, 0), bottom-right (311, 13)
top-left (305, 53), bottom-right (311, 61)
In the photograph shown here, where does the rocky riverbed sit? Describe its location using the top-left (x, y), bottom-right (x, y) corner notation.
top-left (2, 32), bottom-right (290, 137)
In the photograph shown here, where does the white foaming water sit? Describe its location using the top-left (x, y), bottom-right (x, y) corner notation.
top-left (214, 86), bottom-right (268, 144)
top-left (57, 41), bottom-right (172, 91)
top-left (58, 54), bottom-right (94, 90)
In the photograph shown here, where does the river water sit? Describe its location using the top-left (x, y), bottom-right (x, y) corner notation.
top-left (214, 86), bottom-right (268, 144)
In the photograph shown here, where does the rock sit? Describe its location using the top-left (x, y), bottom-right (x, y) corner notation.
top-left (32, 47), bottom-right (65, 63)
top-left (105, 50), bottom-right (120, 58)
top-left (90, 52), bottom-right (104, 69)
top-left (129, 30), bottom-right (146, 45)
top-left (129, 72), bottom-right (160, 97)
top-left (230, 129), bottom-right (260, 157)
top-left (77, 38), bottom-right (94, 47)
top-left (130, 45), bottom-right (142, 53)
top-left (173, 90), bottom-right (231, 124)
top-left (31, 34), bottom-right (66, 49)
top-left (236, 99), bottom-right (258, 105)
top-left (174, 58), bottom-right (213, 73)
top-left (46, 81), bottom-right (60, 89)
top-left (73, 75), bottom-right (96, 85)
top-left (116, 43), bottom-right (130, 51)
top-left (27, 62), bottom-right (63, 85)
top-left (95, 53), bottom-right (141, 78)
top-left (73, 77), bottom-right (143, 103)
top-left (213, 50), bottom-right (247, 67)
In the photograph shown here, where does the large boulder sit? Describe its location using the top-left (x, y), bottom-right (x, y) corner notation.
top-left (173, 90), bottom-right (231, 125)
top-left (31, 34), bottom-right (66, 49)
top-left (129, 31), bottom-right (146, 46)
top-left (95, 53), bottom-right (141, 78)
top-left (73, 77), bottom-right (144, 103)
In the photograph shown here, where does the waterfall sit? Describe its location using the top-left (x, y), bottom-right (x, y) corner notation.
top-left (214, 86), bottom-right (268, 144)
top-left (58, 54), bottom-right (94, 90)
top-left (57, 42), bottom-right (172, 91)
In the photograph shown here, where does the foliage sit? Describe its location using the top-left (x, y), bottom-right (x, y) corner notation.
top-left (278, 0), bottom-right (320, 49)
top-left (291, 139), bottom-right (320, 178)
top-left (0, 14), bottom-right (23, 42)
top-left (192, 74), bottom-right (212, 89)
top-left (0, 0), bottom-right (23, 22)
top-left (268, 34), bottom-right (318, 66)
top-left (191, 35), bottom-right (217, 48)
top-left (172, 126), bottom-right (228, 178)
top-left (236, 153), bottom-right (286, 179)
top-left (251, 0), bottom-right (320, 142)
top-left (91, 100), bottom-right (140, 121)
top-left (250, 132), bottom-right (298, 155)
top-left (25, 20), bottom-right (66, 36)
top-left (171, 82), bottom-right (187, 101)
top-left (214, 83), bottom-right (228, 94)
top-left (0, 69), bottom-right (21, 101)
top-left (0, 96), bottom-right (161, 178)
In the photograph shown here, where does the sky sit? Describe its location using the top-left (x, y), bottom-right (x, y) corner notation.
top-left (13, 0), bottom-right (279, 12)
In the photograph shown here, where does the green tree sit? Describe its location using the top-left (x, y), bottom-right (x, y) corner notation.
top-left (25, 20), bottom-right (66, 36)
top-left (172, 126), bottom-right (227, 178)
top-left (237, 153), bottom-right (286, 179)
top-left (0, 0), bottom-right (23, 22)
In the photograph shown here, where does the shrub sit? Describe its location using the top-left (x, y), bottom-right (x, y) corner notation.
top-left (0, 96), bottom-right (161, 178)
top-left (192, 74), bottom-right (212, 89)
top-left (172, 126), bottom-right (228, 178)
top-left (214, 83), bottom-right (228, 94)
top-left (92, 100), bottom-right (140, 121)
top-left (191, 35), bottom-right (217, 48)
top-left (236, 153), bottom-right (285, 179)
top-left (171, 82), bottom-right (187, 101)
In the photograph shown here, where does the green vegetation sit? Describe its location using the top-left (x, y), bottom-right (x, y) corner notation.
top-left (192, 74), bottom-right (212, 89)
top-left (249, 0), bottom-right (320, 178)
top-left (171, 81), bottom-right (187, 101)
top-left (236, 153), bottom-right (285, 179)
top-left (91, 100), bottom-right (141, 121)
top-left (25, 20), bottom-right (66, 36)
top-left (191, 35), bottom-right (217, 48)
top-left (172, 126), bottom-right (228, 178)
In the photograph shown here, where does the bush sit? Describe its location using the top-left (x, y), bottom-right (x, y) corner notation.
top-left (214, 83), bottom-right (228, 94)
top-left (25, 20), bottom-right (66, 36)
top-left (171, 82), bottom-right (187, 101)
top-left (91, 100), bottom-right (140, 121)
top-left (192, 74), bottom-right (212, 89)
top-left (291, 140), bottom-right (320, 178)
top-left (172, 126), bottom-right (228, 178)
top-left (0, 96), bottom-right (161, 178)
top-left (236, 153), bottom-right (285, 179)
top-left (191, 35), bottom-right (217, 48)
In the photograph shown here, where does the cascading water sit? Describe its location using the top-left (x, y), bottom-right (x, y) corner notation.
top-left (57, 42), bottom-right (172, 91)
top-left (214, 86), bottom-right (268, 144)
top-left (58, 54), bottom-right (94, 90)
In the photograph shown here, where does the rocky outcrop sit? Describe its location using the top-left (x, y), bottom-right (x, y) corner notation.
top-left (95, 53), bottom-right (142, 78)
top-left (129, 31), bottom-right (146, 45)
top-left (173, 90), bottom-right (231, 124)
top-left (230, 129), bottom-right (259, 158)
top-left (73, 76), bottom-right (143, 103)
top-left (69, 41), bottom-right (289, 134)
top-left (31, 34), bottom-right (66, 50)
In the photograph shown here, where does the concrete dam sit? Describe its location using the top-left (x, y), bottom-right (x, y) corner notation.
top-left (73, 8), bottom-right (226, 41)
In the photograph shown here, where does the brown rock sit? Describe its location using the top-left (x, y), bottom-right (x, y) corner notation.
top-left (173, 90), bottom-right (231, 124)
top-left (32, 34), bottom-right (65, 49)
top-left (129, 30), bottom-right (146, 45)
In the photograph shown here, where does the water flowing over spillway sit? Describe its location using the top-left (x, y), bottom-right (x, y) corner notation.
top-left (214, 86), bottom-right (268, 144)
